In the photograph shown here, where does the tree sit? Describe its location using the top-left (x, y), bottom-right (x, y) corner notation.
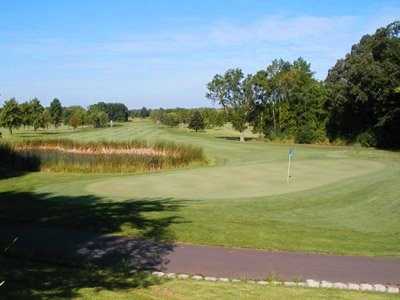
top-left (29, 98), bottom-right (44, 131)
top-left (62, 106), bottom-right (86, 126)
top-left (19, 101), bottom-right (33, 128)
top-left (150, 108), bottom-right (165, 124)
top-left (88, 110), bottom-right (109, 128)
top-left (64, 106), bottom-right (88, 129)
top-left (0, 98), bottom-right (22, 134)
top-left (245, 58), bottom-right (327, 142)
top-left (140, 107), bottom-right (150, 118)
top-left (49, 98), bottom-right (63, 128)
top-left (325, 21), bottom-right (400, 148)
top-left (188, 111), bottom-right (205, 132)
top-left (206, 68), bottom-right (251, 142)
top-left (107, 103), bottom-right (129, 121)
top-left (97, 111), bottom-right (109, 128)
top-left (41, 109), bottom-right (52, 130)
top-left (160, 112), bottom-right (180, 127)
top-left (89, 102), bottom-right (129, 122)
top-left (69, 112), bottom-right (81, 129)
top-left (68, 107), bottom-right (86, 129)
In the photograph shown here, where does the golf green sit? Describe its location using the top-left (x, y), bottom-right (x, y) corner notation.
top-left (86, 159), bottom-right (384, 200)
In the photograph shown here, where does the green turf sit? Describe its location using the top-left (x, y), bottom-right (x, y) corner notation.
top-left (84, 159), bottom-right (383, 200)
top-left (64, 281), bottom-right (400, 300)
top-left (1, 120), bottom-right (400, 256)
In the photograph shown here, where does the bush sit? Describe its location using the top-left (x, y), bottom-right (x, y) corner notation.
top-left (355, 131), bottom-right (377, 147)
top-left (88, 111), bottom-right (109, 128)
top-left (160, 113), bottom-right (180, 127)
top-left (188, 111), bottom-right (205, 132)
top-left (295, 125), bottom-right (317, 144)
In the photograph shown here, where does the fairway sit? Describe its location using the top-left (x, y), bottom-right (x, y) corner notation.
top-left (2, 120), bottom-right (400, 256)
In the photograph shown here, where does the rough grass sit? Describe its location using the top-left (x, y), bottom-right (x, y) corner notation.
top-left (0, 138), bottom-right (205, 173)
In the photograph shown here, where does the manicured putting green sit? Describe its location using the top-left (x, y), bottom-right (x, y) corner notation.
top-left (86, 159), bottom-right (384, 200)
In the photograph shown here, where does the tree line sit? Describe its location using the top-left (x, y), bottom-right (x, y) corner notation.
top-left (1, 21), bottom-right (399, 147)
top-left (206, 21), bottom-right (400, 147)
top-left (149, 107), bottom-right (225, 130)
top-left (0, 99), bottom-right (129, 134)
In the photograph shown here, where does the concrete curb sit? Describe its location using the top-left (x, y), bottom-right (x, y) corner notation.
top-left (151, 272), bottom-right (399, 294)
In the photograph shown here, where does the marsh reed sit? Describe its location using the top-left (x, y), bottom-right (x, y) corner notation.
top-left (1, 139), bottom-right (205, 173)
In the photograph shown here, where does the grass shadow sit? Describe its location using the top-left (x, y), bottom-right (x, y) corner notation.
top-left (0, 190), bottom-right (185, 299)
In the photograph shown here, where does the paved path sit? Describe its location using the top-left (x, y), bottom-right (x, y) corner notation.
top-left (166, 244), bottom-right (400, 285)
top-left (1, 225), bottom-right (399, 285)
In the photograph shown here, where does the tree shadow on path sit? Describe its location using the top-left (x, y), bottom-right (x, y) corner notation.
top-left (0, 190), bottom-right (186, 299)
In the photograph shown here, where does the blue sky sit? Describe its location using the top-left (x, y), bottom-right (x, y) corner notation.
top-left (0, 1), bottom-right (399, 108)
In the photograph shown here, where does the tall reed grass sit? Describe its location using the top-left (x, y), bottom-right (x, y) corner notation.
top-left (0, 143), bottom-right (41, 173)
top-left (1, 139), bottom-right (205, 173)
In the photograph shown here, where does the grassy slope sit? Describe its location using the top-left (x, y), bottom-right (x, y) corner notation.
top-left (1, 120), bottom-right (400, 255)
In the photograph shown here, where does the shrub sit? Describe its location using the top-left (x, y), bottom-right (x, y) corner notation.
top-left (88, 111), bottom-right (109, 128)
top-left (355, 131), bottom-right (377, 147)
top-left (295, 125), bottom-right (317, 144)
top-left (188, 111), bottom-right (205, 132)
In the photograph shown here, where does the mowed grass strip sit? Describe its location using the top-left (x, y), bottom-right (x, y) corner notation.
top-left (56, 280), bottom-right (400, 300)
top-left (1, 119), bottom-right (400, 256)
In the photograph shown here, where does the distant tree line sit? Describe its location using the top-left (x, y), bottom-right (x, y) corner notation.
top-left (129, 107), bottom-right (151, 118)
top-left (149, 107), bottom-right (226, 131)
top-left (206, 21), bottom-right (400, 147)
top-left (0, 99), bottom-right (129, 133)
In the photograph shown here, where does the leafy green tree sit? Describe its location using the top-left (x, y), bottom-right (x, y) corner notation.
top-left (97, 111), bottom-right (109, 128)
top-left (41, 109), bottom-right (52, 130)
top-left (29, 98), bottom-right (44, 131)
top-left (246, 58), bottom-right (327, 142)
top-left (88, 110), bottom-right (109, 128)
top-left (140, 107), bottom-right (150, 118)
top-left (325, 21), bottom-right (400, 148)
top-left (150, 108), bottom-right (164, 124)
top-left (69, 111), bottom-right (81, 129)
top-left (0, 98), bottom-right (22, 134)
top-left (67, 107), bottom-right (86, 129)
top-left (107, 103), bottom-right (129, 121)
top-left (160, 112), bottom-right (180, 127)
top-left (89, 102), bottom-right (128, 122)
top-left (63, 106), bottom-right (86, 126)
top-left (207, 68), bottom-right (251, 142)
top-left (19, 101), bottom-right (33, 128)
top-left (49, 98), bottom-right (63, 128)
top-left (188, 111), bottom-right (205, 132)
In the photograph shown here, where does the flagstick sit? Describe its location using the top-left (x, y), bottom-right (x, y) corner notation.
top-left (287, 154), bottom-right (291, 183)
